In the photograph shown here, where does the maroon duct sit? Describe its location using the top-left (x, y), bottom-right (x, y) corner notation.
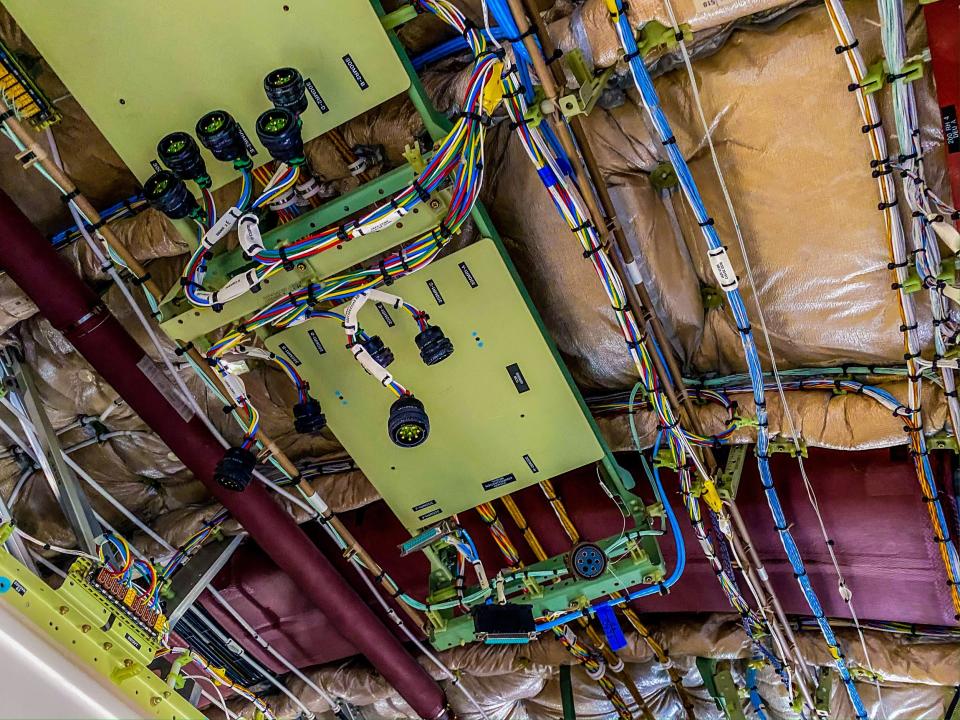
top-left (0, 190), bottom-right (449, 720)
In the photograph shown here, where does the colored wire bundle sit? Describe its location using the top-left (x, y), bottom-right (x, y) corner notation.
top-left (553, 625), bottom-right (633, 720)
top-left (825, 0), bottom-right (960, 622)
top-left (186, 650), bottom-right (276, 720)
top-left (476, 502), bottom-right (522, 567)
top-left (159, 509), bottom-right (230, 581)
top-left (97, 532), bottom-right (163, 612)
top-left (606, 1), bottom-right (867, 714)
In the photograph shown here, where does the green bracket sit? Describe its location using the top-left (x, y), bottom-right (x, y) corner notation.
top-left (902, 263), bottom-right (953, 294)
top-left (560, 664), bottom-right (577, 720)
top-left (860, 60), bottom-right (887, 95)
top-left (716, 445), bottom-right (747, 501)
top-left (557, 49), bottom-right (614, 118)
top-left (650, 162), bottom-right (680, 191)
top-left (764, 437), bottom-right (807, 458)
top-left (523, 85), bottom-right (547, 129)
top-left (696, 658), bottom-right (747, 720)
top-left (380, 3), bottom-right (418, 30)
top-left (701, 285), bottom-right (725, 309)
top-left (814, 667), bottom-right (833, 714)
top-left (890, 60), bottom-right (924, 84)
top-left (928, 431), bottom-right (959, 454)
top-left (654, 447), bottom-right (678, 471)
top-left (637, 20), bottom-right (692, 57)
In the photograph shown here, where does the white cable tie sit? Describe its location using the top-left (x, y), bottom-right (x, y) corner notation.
top-left (608, 656), bottom-right (625, 673)
top-left (585, 661), bottom-right (606, 681)
top-left (269, 189), bottom-right (298, 211)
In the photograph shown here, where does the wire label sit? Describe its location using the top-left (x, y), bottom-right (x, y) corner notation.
top-left (482, 473), bottom-right (517, 491)
top-left (707, 246), bottom-right (738, 291)
top-left (342, 54), bottom-right (369, 91)
top-left (304, 78), bottom-right (330, 114)
top-left (278, 342), bottom-right (302, 366)
top-left (506, 363), bottom-right (530, 393)
top-left (943, 105), bottom-right (960, 153)
top-left (426, 278), bottom-right (445, 306)
top-left (307, 329), bottom-right (326, 355)
top-left (375, 301), bottom-right (396, 327)
top-left (459, 261), bottom-right (478, 288)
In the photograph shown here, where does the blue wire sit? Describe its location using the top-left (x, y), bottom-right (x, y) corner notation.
top-left (610, 3), bottom-right (867, 716)
top-left (746, 663), bottom-right (769, 720)
top-left (411, 26), bottom-right (510, 69)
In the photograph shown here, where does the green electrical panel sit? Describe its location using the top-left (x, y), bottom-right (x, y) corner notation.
top-left (3, 0), bottom-right (409, 189)
top-left (266, 239), bottom-right (605, 531)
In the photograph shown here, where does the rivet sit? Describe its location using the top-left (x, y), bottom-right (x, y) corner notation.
top-left (103, 641), bottom-right (113, 650)
top-left (58, 605), bottom-right (69, 615)
top-left (81, 624), bottom-right (91, 633)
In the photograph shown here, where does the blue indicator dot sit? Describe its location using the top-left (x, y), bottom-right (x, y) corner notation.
top-left (0, 576), bottom-right (10, 593)
top-left (477, 341), bottom-right (484, 348)
top-left (471, 331), bottom-right (478, 337)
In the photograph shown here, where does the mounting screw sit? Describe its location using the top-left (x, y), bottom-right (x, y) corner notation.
top-left (81, 624), bottom-right (91, 633)
top-left (296, 262), bottom-right (306, 271)
top-left (151, 697), bottom-right (161, 707)
top-left (58, 605), bottom-right (69, 615)
top-left (429, 199), bottom-right (440, 210)
top-left (103, 641), bottom-right (113, 650)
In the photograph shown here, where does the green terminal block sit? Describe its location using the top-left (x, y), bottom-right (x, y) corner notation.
top-left (637, 20), bottom-right (692, 57)
top-left (0, 545), bottom-right (203, 719)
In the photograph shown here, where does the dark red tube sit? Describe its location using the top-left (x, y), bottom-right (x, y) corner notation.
top-left (0, 191), bottom-right (448, 719)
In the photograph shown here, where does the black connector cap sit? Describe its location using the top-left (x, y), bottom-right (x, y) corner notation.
top-left (214, 446), bottom-right (257, 491)
top-left (388, 395), bottom-right (429, 448)
top-left (361, 335), bottom-right (394, 368)
top-left (157, 131), bottom-right (209, 186)
top-left (264, 67), bottom-right (309, 116)
top-left (256, 107), bottom-right (304, 164)
top-left (293, 397), bottom-right (327, 435)
top-left (143, 170), bottom-right (199, 220)
top-left (415, 325), bottom-right (454, 365)
top-left (196, 110), bottom-right (248, 164)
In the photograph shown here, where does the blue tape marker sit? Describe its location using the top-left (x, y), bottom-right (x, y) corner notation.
top-left (595, 605), bottom-right (626, 651)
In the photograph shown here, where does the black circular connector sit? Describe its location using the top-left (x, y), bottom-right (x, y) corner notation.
top-left (361, 335), bottom-right (394, 368)
top-left (143, 170), bottom-right (199, 220)
top-left (388, 395), bottom-right (429, 448)
top-left (256, 107), bottom-right (304, 164)
top-left (293, 397), bottom-right (326, 435)
top-left (157, 131), bottom-right (209, 187)
top-left (567, 542), bottom-right (608, 580)
top-left (264, 67), bottom-right (309, 116)
top-left (196, 110), bottom-right (248, 165)
top-left (415, 325), bottom-right (454, 365)
top-left (214, 446), bottom-right (257, 491)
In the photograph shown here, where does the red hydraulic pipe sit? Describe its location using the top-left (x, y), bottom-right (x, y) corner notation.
top-left (0, 190), bottom-right (449, 720)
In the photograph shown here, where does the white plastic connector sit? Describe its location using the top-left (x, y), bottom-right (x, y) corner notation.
top-left (237, 214), bottom-right (265, 256)
top-left (219, 371), bottom-right (247, 405)
top-left (930, 216), bottom-right (960, 253)
top-left (216, 269), bottom-right (261, 303)
top-left (707, 246), bottom-right (738, 291)
top-left (201, 206), bottom-right (242, 249)
top-left (624, 259), bottom-right (643, 286)
top-left (351, 345), bottom-right (393, 386)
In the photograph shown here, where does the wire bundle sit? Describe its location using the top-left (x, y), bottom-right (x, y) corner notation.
top-left (825, 0), bottom-right (960, 621)
top-left (97, 532), bottom-right (163, 614)
top-left (606, 1), bottom-right (868, 714)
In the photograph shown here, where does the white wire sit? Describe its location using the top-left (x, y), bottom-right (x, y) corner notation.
top-left (184, 674), bottom-right (235, 719)
top-left (659, 0), bottom-right (883, 708)
top-left (13, 526), bottom-right (97, 560)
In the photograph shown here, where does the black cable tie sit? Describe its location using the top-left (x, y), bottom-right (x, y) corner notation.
top-left (900, 322), bottom-right (919, 332)
top-left (835, 39), bottom-right (860, 54)
top-left (436, 220), bottom-right (453, 247)
top-left (904, 351), bottom-right (921, 360)
top-left (571, 219), bottom-right (593, 233)
top-left (946, 390), bottom-right (958, 398)
top-left (503, 85), bottom-right (527, 99)
top-left (0, 108), bottom-right (17, 123)
top-left (611, 303), bottom-right (629, 313)
top-left (277, 244), bottom-right (294, 272)
top-left (212, 302), bottom-right (223, 313)
top-left (379, 257), bottom-right (394, 286)
top-left (546, 48), bottom-right (563, 65)
top-left (60, 189), bottom-right (81, 204)
top-left (505, 26), bottom-right (536, 43)
top-left (460, 17), bottom-right (477, 36)
top-left (793, 570), bottom-right (808, 579)
top-left (899, 151), bottom-right (919, 163)
top-left (887, 71), bottom-right (910, 83)
top-left (174, 341), bottom-right (194, 357)
top-left (398, 246), bottom-right (411, 273)
top-left (870, 156), bottom-right (891, 168)
top-left (508, 117), bottom-right (534, 131)
top-left (132, 272), bottom-right (152, 286)
top-left (872, 166), bottom-right (893, 178)
top-left (862, 120), bottom-right (883, 133)
top-left (887, 260), bottom-right (909, 269)
top-left (336, 225), bottom-right (351, 243)
top-left (657, 582), bottom-right (668, 596)
top-left (892, 282), bottom-right (904, 290)
top-left (475, 46), bottom-right (507, 62)
top-left (878, 199), bottom-right (898, 210)
top-left (411, 178), bottom-right (431, 203)
top-left (736, 323), bottom-right (753, 335)
top-left (662, 135), bottom-right (677, 146)
top-left (698, 217), bottom-right (715, 228)
top-left (674, 30), bottom-right (685, 42)
top-left (623, 49), bottom-right (642, 63)
top-left (456, 110), bottom-right (493, 127)
top-left (583, 243), bottom-right (607, 259)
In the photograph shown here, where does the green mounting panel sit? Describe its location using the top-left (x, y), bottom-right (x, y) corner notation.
top-left (265, 239), bottom-right (606, 531)
top-left (0, 547), bottom-right (203, 719)
top-left (3, 1), bottom-right (409, 190)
